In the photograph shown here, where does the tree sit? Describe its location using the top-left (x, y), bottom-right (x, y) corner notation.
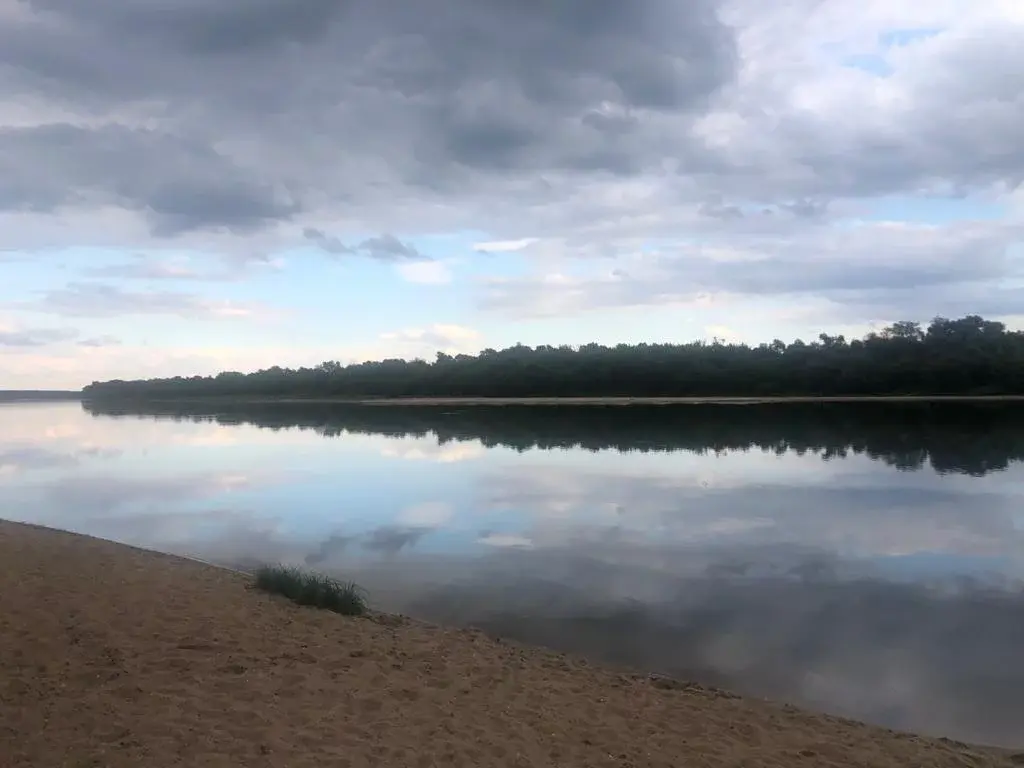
top-left (81, 314), bottom-right (1024, 401)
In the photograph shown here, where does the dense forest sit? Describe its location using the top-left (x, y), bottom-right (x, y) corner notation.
top-left (83, 400), bottom-right (1024, 476)
top-left (83, 315), bottom-right (1024, 399)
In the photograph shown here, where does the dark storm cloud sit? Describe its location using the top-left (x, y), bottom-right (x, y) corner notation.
top-left (0, 124), bottom-right (297, 235)
top-left (0, 0), bottom-right (735, 236)
top-left (11, 0), bottom-right (732, 110)
top-left (2, 2), bottom-right (1020, 227)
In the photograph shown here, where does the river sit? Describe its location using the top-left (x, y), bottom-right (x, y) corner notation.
top-left (2, 399), bottom-right (1023, 747)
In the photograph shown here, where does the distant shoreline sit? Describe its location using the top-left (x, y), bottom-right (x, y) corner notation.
top-left (0, 391), bottom-right (82, 403)
top-left (82, 394), bottom-right (1024, 406)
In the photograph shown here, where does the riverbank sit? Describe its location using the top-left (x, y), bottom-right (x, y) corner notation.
top-left (1, 521), bottom-right (1018, 768)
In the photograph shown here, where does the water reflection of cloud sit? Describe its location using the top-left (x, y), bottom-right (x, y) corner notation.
top-left (477, 533), bottom-right (533, 548)
top-left (0, 443), bottom-right (123, 480)
top-left (0, 446), bottom-right (79, 475)
top-left (379, 438), bottom-right (486, 464)
top-left (0, 403), bottom-right (320, 454)
top-left (397, 501), bottom-right (455, 528)
top-left (93, 508), bottom-right (281, 551)
top-left (38, 471), bottom-right (257, 514)
top-left (479, 465), bottom-right (1024, 569)
top-left (304, 533), bottom-right (354, 567)
top-left (362, 525), bottom-right (430, 555)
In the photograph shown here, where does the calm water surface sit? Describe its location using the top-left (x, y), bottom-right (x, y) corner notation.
top-left (2, 400), bottom-right (1024, 747)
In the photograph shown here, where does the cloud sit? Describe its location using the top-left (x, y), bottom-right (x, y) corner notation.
top-left (0, 124), bottom-right (297, 236)
top-left (482, 219), bottom-right (1024, 320)
top-left (301, 227), bottom-right (351, 255)
top-left (473, 238), bottom-right (539, 253)
top-left (378, 324), bottom-right (483, 356)
top-left (0, 327), bottom-right (487, 389)
top-left (88, 257), bottom-right (211, 281)
top-left (19, 282), bottom-right (263, 320)
top-left (84, 252), bottom-right (277, 282)
top-left (357, 234), bottom-right (425, 261)
top-left (77, 335), bottom-right (122, 348)
top-left (0, 325), bottom-right (77, 347)
top-left (303, 229), bottom-right (428, 261)
top-left (1, 0), bottom-right (1023, 329)
top-left (394, 260), bottom-right (452, 285)
top-left (0, 0), bottom-right (733, 240)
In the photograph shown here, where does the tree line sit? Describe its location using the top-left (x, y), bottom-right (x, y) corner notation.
top-left (82, 400), bottom-right (1024, 476)
top-left (82, 315), bottom-right (1024, 399)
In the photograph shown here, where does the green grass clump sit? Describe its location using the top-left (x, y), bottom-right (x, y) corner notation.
top-left (253, 564), bottom-right (368, 616)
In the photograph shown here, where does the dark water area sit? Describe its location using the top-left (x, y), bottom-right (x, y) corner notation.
top-left (3, 400), bottom-right (1024, 747)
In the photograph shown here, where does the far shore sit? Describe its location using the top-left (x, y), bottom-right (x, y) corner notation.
top-left (82, 394), bottom-right (1024, 407)
top-left (0, 390), bottom-right (82, 403)
top-left (2, 519), bottom-right (1020, 767)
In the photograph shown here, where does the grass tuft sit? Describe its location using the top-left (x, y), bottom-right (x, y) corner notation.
top-left (253, 564), bottom-right (368, 616)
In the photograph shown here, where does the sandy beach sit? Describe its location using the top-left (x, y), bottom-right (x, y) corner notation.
top-left (1, 521), bottom-right (1019, 768)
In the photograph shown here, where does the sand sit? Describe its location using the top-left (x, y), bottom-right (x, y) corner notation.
top-left (1, 521), bottom-right (1019, 768)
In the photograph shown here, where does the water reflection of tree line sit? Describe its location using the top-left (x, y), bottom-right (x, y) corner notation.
top-left (83, 401), bottom-right (1024, 476)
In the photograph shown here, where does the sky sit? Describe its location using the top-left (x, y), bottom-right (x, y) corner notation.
top-left (1, 0), bottom-right (1023, 390)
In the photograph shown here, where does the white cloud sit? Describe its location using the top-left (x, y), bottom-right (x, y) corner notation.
top-left (394, 260), bottom-right (453, 285)
top-left (14, 282), bottom-right (269, 321)
top-left (378, 324), bottom-right (483, 354)
top-left (380, 439), bottom-right (486, 464)
top-left (473, 238), bottom-right (539, 253)
top-left (0, 322), bottom-right (487, 389)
